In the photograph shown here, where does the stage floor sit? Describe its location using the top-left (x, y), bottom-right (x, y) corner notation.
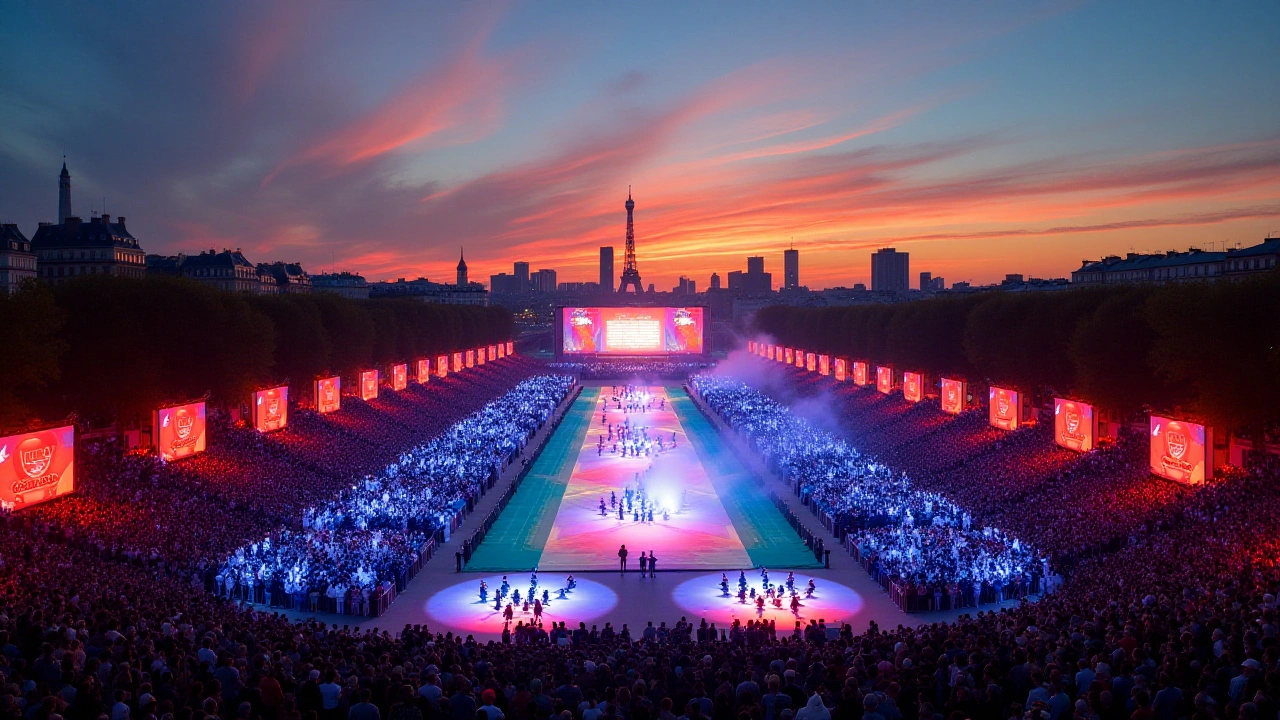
top-left (466, 386), bottom-right (819, 571)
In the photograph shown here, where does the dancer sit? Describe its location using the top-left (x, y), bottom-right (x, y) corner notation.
top-left (618, 544), bottom-right (628, 572)
top-left (648, 550), bottom-right (656, 578)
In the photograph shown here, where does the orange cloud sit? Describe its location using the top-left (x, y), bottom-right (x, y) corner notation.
top-left (263, 29), bottom-right (512, 185)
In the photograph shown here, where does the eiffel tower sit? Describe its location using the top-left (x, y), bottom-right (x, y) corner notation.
top-left (617, 187), bottom-right (643, 294)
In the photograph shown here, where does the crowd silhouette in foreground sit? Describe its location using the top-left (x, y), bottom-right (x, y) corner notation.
top-left (3, 356), bottom-right (1280, 720)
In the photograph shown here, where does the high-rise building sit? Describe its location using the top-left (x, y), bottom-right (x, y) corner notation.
top-left (599, 247), bottom-right (614, 292)
top-left (490, 273), bottom-right (520, 294)
top-left (531, 268), bottom-right (557, 292)
top-left (870, 248), bottom-right (909, 292)
top-left (676, 276), bottom-right (697, 294)
top-left (919, 271), bottom-right (931, 291)
top-left (513, 261), bottom-right (529, 292)
top-left (728, 257), bottom-right (771, 294)
top-left (783, 248), bottom-right (799, 289)
top-left (710, 272), bottom-right (721, 290)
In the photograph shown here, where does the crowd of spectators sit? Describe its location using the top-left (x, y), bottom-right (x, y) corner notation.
top-left (690, 375), bottom-right (1044, 605)
top-left (8, 350), bottom-right (1280, 720)
top-left (18, 357), bottom-right (559, 602)
top-left (740, 359), bottom-right (1204, 567)
top-left (216, 374), bottom-right (575, 610)
top-left (5, 449), bottom-right (1280, 720)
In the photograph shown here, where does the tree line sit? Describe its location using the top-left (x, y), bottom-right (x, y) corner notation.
top-left (751, 272), bottom-right (1280, 444)
top-left (0, 276), bottom-right (513, 429)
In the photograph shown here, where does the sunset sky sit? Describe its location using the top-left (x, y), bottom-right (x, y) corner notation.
top-left (2, 2), bottom-right (1278, 290)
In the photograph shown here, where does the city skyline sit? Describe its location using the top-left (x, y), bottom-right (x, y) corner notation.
top-left (2, 4), bottom-right (1278, 290)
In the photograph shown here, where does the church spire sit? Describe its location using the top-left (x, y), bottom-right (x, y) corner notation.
top-left (456, 247), bottom-right (468, 286)
top-left (58, 158), bottom-right (72, 224)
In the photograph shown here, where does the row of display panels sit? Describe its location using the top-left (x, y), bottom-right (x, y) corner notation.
top-left (744, 340), bottom-right (1215, 484)
top-left (0, 341), bottom-right (515, 512)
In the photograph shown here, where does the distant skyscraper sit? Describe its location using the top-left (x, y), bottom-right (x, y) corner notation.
top-left (784, 248), bottom-right (799, 289)
top-left (58, 161), bottom-right (72, 224)
top-left (599, 247), bottom-right (614, 292)
top-left (871, 248), bottom-right (909, 292)
top-left (531, 268), bottom-right (557, 292)
top-left (710, 272), bottom-right (721, 290)
top-left (513, 261), bottom-right (529, 291)
top-left (920, 271), bottom-right (932, 291)
top-left (734, 257), bottom-right (772, 293)
top-left (456, 248), bottom-right (468, 286)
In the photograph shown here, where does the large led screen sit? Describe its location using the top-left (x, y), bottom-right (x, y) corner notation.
top-left (437, 355), bottom-right (449, 378)
top-left (391, 364), bottom-right (408, 391)
top-left (497, 343), bottom-right (506, 359)
top-left (0, 426), bottom-right (75, 510)
top-left (819, 355), bottom-right (830, 376)
top-left (466, 350), bottom-right (475, 368)
top-left (805, 353), bottom-right (816, 372)
top-left (941, 379), bottom-right (965, 415)
top-left (903, 372), bottom-right (923, 402)
top-left (488, 345), bottom-right (497, 362)
top-left (1150, 416), bottom-right (1212, 484)
top-left (452, 352), bottom-right (463, 373)
top-left (784, 348), bottom-right (794, 365)
top-left (154, 402), bottom-right (207, 461)
top-left (475, 347), bottom-right (485, 366)
top-left (316, 376), bottom-right (341, 414)
top-left (505, 341), bottom-right (513, 355)
top-left (253, 386), bottom-right (288, 433)
top-left (853, 362), bottom-right (869, 387)
top-left (1054, 398), bottom-right (1097, 452)
top-left (795, 350), bottom-right (805, 369)
top-left (876, 366), bottom-right (893, 395)
top-left (989, 386), bottom-right (1020, 430)
top-left (559, 307), bottom-right (706, 355)
top-left (360, 370), bottom-right (379, 401)
top-left (834, 358), bottom-right (847, 382)
top-left (416, 359), bottom-right (431, 384)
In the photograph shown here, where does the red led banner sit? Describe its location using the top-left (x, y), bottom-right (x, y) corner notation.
top-left (1054, 398), bottom-right (1097, 452)
top-left (360, 370), bottom-right (379, 401)
top-left (316, 377), bottom-right (341, 414)
top-left (253, 386), bottom-right (288, 432)
top-left (940, 378), bottom-right (965, 415)
top-left (154, 402), bottom-right (207, 461)
top-left (988, 386), bottom-right (1020, 430)
top-left (876, 366), bottom-right (893, 394)
top-left (0, 425), bottom-right (76, 510)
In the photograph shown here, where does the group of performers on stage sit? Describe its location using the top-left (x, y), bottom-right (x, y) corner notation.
top-left (598, 419), bottom-right (677, 459)
top-left (478, 569), bottom-right (578, 626)
top-left (599, 479), bottom-right (684, 523)
top-left (720, 568), bottom-right (817, 615)
top-left (597, 387), bottom-right (677, 459)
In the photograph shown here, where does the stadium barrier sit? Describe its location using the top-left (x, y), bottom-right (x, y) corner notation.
top-left (462, 384), bottom-right (584, 568)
